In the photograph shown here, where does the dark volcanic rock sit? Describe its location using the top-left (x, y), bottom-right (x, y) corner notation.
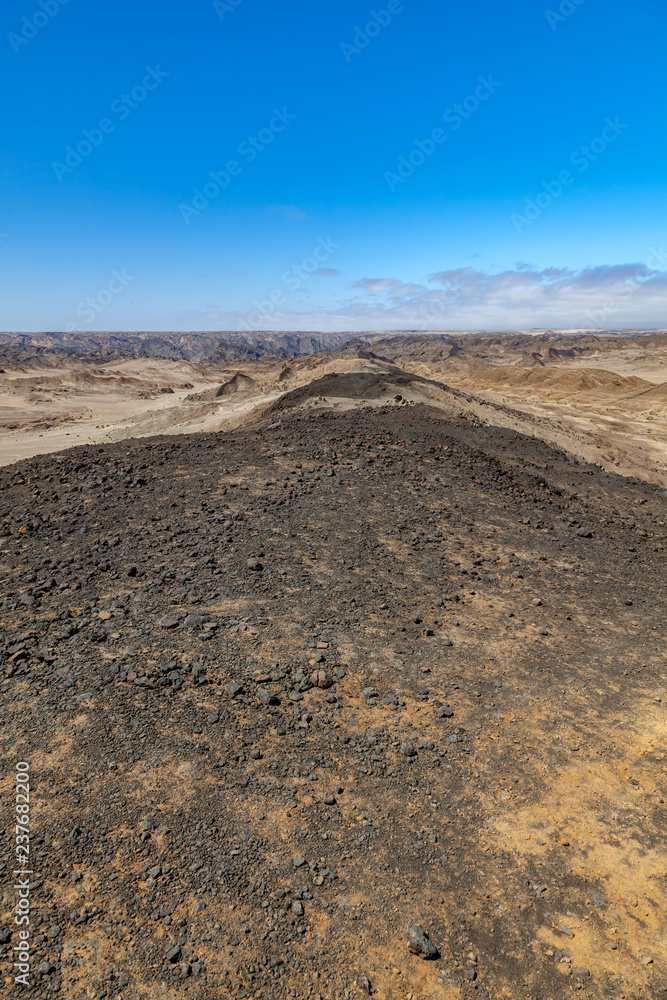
top-left (224, 682), bottom-right (244, 698)
top-left (0, 403), bottom-right (664, 1000)
top-left (158, 614), bottom-right (180, 628)
top-left (405, 923), bottom-right (439, 959)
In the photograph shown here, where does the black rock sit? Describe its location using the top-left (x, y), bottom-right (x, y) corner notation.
top-left (405, 923), bottom-right (439, 959)
top-left (184, 613), bottom-right (206, 627)
top-left (158, 614), bottom-right (180, 628)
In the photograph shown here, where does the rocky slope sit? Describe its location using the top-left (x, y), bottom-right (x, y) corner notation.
top-left (1, 404), bottom-right (666, 999)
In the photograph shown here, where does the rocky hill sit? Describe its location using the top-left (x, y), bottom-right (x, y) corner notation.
top-left (0, 403), bottom-right (665, 998)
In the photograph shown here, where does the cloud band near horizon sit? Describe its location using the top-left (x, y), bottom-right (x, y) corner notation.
top-left (188, 261), bottom-right (667, 333)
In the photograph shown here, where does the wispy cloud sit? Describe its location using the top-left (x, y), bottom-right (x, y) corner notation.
top-left (126, 260), bottom-right (667, 332)
top-left (348, 262), bottom-right (667, 329)
top-left (266, 204), bottom-right (310, 221)
top-left (353, 277), bottom-right (402, 293)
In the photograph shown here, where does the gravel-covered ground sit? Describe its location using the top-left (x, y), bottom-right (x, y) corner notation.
top-left (1, 403), bottom-right (666, 1000)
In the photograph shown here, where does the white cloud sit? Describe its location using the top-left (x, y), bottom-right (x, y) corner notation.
top-left (338, 263), bottom-right (667, 331)
top-left (107, 261), bottom-right (667, 332)
top-left (353, 277), bottom-right (402, 293)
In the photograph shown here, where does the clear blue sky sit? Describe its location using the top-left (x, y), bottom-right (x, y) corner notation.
top-left (1, 0), bottom-right (666, 331)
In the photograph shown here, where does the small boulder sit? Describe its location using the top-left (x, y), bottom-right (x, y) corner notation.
top-left (405, 923), bottom-right (439, 959)
top-left (158, 614), bottom-right (180, 629)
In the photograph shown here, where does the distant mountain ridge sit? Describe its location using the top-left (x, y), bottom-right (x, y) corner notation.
top-left (0, 329), bottom-right (665, 367)
top-left (0, 330), bottom-right (361, 362)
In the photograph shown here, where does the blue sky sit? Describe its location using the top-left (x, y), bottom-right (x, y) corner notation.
top-left (1, 0), bottom-right (666, 332)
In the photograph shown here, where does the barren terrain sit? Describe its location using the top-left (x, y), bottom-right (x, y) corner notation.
top-left (0, 331), bottom-right (666, 999)
top-left (1, 332), bottom-right (666, 487)
top-left (1, 391), bottom-right (666, 999)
